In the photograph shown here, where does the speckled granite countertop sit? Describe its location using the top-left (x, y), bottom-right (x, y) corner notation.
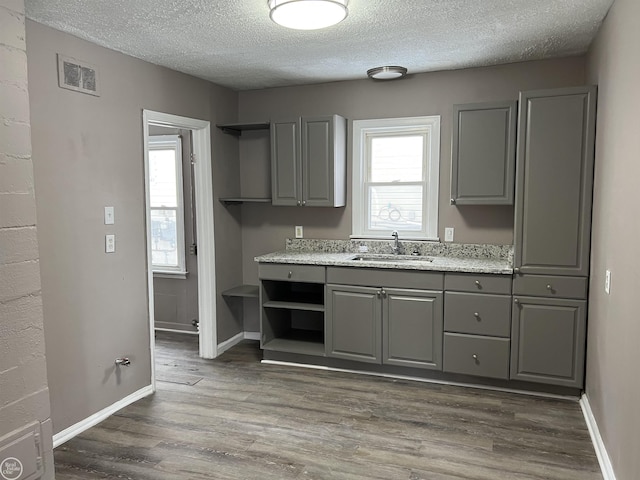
top-left (254, 251), bottom-right (513, 275)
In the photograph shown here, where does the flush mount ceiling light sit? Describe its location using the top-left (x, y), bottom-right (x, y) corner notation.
top-left (268, 0), bottom-right (348, 30)
top-left (367, 66), bottom-right (408, 80)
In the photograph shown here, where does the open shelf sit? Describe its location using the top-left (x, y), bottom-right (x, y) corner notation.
top-left (216, 122), bottom-right (270, 137)
top-left (222, 284), bottom-right (259, 298)
top-left (219, 197), bottom-right (272, 205)
top-left (263, 300), bottom-right (325, 312)
top-left (262, 331), bottom-right (325, 357)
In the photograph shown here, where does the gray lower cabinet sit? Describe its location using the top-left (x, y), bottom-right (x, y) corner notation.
top-left (510, 295), bottom-right (587, 388)
top-left (514, 86), bottom-right (596, 276)
top-left (326, 284), bottom-right (443, 369)
top-left (271, 115), bottom-right (346, 207)
top-left (450, 100), bottom-right (517, 205)
top-left (326, 285), bottom-right (381, 363)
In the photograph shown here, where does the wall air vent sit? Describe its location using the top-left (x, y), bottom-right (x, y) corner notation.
top-left (57, 54), bottom-right (100, 96)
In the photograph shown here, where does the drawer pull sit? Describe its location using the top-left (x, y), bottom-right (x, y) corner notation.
top-left (473, 312), bottom-right (480, 319)
top-left (546, 284), bottom-right (553, 290)
top-left (288, 271), bottom-right (292, 278)
top-left (475, 280), bottom-right (481, 287)
top-left (472, 354), bottom-right (478, 362)
top-left (376, 290), bottom-right (381, 298)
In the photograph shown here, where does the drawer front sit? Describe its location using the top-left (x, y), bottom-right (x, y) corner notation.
top-left (513, 274), bottom-right (587, 299)
top-left (445, 273), bottom-right (511, 294)
top-left (326, 267), bottom-right (443, 290)
top-left (259, 263), bottom-right (325, 283)
top-left (444, 292), bottom-right (511, 337)
top-left (443, 333), bottom-right (510, 380)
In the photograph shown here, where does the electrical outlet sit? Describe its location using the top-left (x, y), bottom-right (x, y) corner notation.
top-left (105, 234), bottom-right (115, 253)
top-left (605, 269), bottom-right (611, 294)
top-left (295, 226), bottom-right (303, 239)
top-left (358, 244), bottom-right (369, 253)
top-left (104, 206), bottom-right (114, 225)
top-left (444, 227), bottom-right (454, 242)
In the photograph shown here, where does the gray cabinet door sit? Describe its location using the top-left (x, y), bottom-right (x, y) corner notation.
top-left (451, 101), bottom-right (517, 205)
top-left (383, 289), bottom-right (443, 370)
top-left (302, 115), bottom-right (346, 207)
top-left (510, 296), bottom-right (586, 388)
top-left (326, 285), bottom-right (381, 363)
top-left (271, 119), bottom-right (301, 206)
top-left (514, 86), bottom-right (596, 276)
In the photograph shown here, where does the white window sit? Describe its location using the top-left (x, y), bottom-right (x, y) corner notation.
top-left (148, 135), bottom-right (186, 274)
top-left (352, 116), bottom-right (441, 240)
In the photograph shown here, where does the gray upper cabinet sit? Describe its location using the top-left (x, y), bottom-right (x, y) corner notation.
top-left (271, 115), bottom-right (346, 207)
top-left (450, 101), bottom-right (517, 205)
top-left (514, 86), bottom-right (597, 276)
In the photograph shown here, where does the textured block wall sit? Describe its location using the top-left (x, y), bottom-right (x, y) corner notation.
top-left (0, 0), bottom-right (54, 477)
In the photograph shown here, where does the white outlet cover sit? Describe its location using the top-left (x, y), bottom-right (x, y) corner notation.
top-left (295, 226), bottom-right (303, 239)
top-left (605, 269), bottom-right (611, 294)
top-left (444, 227), bottom-right (454, 242)
top-left (105, 234), bottom-right (115, 253)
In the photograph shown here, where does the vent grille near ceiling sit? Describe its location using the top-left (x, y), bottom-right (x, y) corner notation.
top-left (57, 54), bottom-right (100, 96)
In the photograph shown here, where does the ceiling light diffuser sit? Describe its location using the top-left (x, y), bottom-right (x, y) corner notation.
top-left (367, 66), bottom-right (408, 80)
top-left (268, 0), bottom-right (348, 30)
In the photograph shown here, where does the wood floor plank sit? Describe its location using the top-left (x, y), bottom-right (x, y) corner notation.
top-left (53, 331), bottom-right (602, 479)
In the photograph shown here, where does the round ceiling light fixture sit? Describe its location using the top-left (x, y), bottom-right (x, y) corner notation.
top-left (268, 0), bottom-right (349, 30)
top-left (367, 66), bottom-right (408, 80)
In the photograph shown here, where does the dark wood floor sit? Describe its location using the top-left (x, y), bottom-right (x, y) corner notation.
top-left (54, 332), bottom-right (602, 479)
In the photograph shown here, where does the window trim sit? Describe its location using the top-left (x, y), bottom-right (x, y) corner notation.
top-left (148, 135), bottom-right (187, 275)
top-left (351, 116), bottom-right (441, 240)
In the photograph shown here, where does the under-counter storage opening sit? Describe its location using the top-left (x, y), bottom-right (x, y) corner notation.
top-left (260, 279), bottom-right (326, 357)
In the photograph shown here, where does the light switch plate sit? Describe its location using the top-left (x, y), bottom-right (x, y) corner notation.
top-left (105, 234), bottom-right (115, 253)
top-left (444, 227), bottom-right (454, 242)
top-left (295, 226), bottom-right (303, 239)
top-left (605, 269), bottom-right (611, 294)
top-left (104, 206), bottom-right (114, 225)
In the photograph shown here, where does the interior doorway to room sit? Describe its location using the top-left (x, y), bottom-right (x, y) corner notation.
top-left (143, 110), bottom-right (218, 390)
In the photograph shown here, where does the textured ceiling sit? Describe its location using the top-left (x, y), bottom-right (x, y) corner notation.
top-left (25, 0), bottom-right (613, 91)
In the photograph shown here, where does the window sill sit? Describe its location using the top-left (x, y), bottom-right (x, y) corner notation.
top-left (153, 271), bottom-right (188, 280)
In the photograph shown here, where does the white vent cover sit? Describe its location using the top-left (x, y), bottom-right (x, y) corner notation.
top-left (57, 54), bottom-right (100, 96)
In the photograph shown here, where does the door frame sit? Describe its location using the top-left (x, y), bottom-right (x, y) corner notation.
top-left (143, 110), bottom-right (218, 391)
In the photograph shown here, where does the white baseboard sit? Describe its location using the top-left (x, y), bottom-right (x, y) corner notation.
top-left (244, 331), bottom-right (260, 341)
top-left (216, 331), bottom-right (245, 354)
top-left (53, 384), bottom-right (153, 448)
top-left (155, 327), bottom-right (199, 335)
top-left (580, 394), bottom-right (617, 480)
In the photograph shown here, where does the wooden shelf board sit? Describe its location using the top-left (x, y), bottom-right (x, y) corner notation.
top-left (216, 122), bottom-right (270, 136)
top-left (222, 284), bottom-right (259, 298)
top-left (263, 300), bottom-right (325, 312)
top-left (219, 197), bottom-right (272, 205)
top-left (263, 336), bottom-right (325, 357)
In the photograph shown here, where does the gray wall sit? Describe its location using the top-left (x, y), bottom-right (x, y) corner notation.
top-left (26, 20), bottom-right (241, 435)
top-left (586, 0), bottom-right (640, 478)
top-left (0, 0), bottom-right (54, 476)
top-left (237, 57), bottom-right (587, 292)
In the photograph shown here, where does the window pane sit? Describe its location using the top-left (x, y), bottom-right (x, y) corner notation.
top-left (151, 209), bottom-right (178, 268)
top-left (149, 149), bottom-right (177, 207)
top-left (370, 135), bottom-right (423, 182)
top-left (368, 185), bottom-right (423, 231)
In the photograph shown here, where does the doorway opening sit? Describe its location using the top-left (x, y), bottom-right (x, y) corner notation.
top-left (143, 110), bottom-right (218, 392)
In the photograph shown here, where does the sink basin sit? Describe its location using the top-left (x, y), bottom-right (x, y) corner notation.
top-left (349, 254), bottom-right (433, 263)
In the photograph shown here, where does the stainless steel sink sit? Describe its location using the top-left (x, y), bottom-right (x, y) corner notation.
top-left (349, 254), bottom-right (433, 263)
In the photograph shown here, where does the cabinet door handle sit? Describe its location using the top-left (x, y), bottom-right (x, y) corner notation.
top-left (302, 200), bottom-right (306, 206)
top-left (297, 200), bottom-right (301, 206)
top-left (473, 312), bottom-right (480, 319)
top-left (546, 284), bottom-right (553, 290)
top-left (288, 271), bottom-right (292, 278)
top-left (513, 267), bottom-right (520, 273)
top-left (472, 354), bottom-right (478, 361)
top-left (381, 289), bottom-right (386, 297)
top-left (514, 298), bottom-right (519, 304)
top-left (450, 198), bottom-right (456, 205)
top-left (475, 280), bottom-right (481, 288)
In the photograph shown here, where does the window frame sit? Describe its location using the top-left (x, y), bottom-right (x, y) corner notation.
top-left (351, 116), bottom-right (441, 240)
top-left (147, 135), bottom-right (187, 275)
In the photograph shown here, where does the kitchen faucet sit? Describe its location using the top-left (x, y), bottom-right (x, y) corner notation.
top-left (391, 231), bottom-right (399, 255)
